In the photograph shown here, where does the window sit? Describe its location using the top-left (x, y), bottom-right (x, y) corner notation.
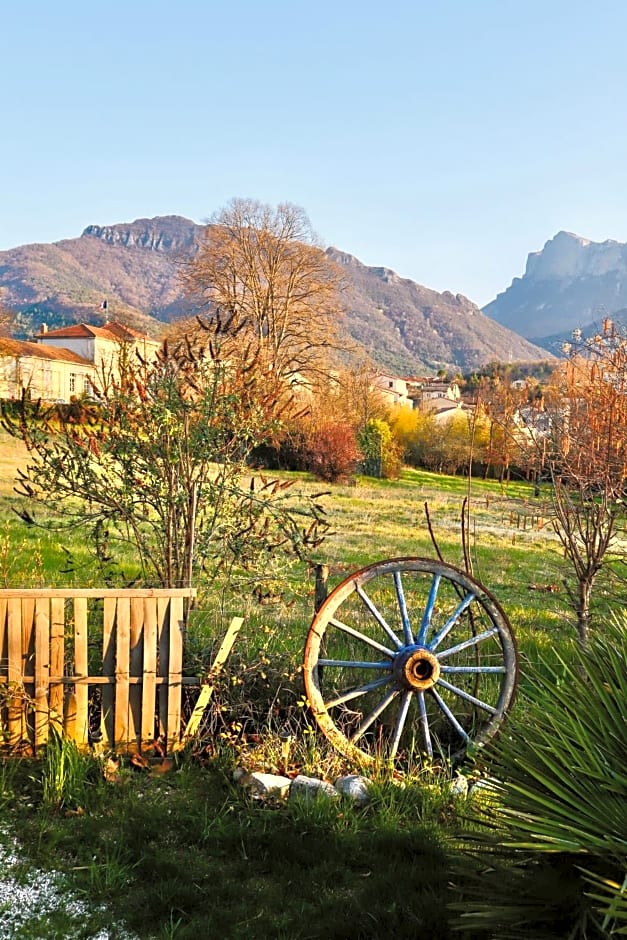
top-left (69, 373), bottom-right (76, 393)
top-left (83, 376), bottom-right (91, 394)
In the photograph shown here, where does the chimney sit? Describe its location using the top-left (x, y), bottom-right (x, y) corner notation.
top-left (41, 323), bottom-right (48, 334)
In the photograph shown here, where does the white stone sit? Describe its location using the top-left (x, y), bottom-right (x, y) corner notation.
top-left (241, 772), bottom-right (291, 799)
top-left (334, 774), bottom-right (371, 805)
top-left (289, 775), bottom-right (340, 801)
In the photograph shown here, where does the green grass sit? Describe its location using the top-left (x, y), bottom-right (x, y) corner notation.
top-left (0, 428), bottom-right (614, 937)
top-left (3, 757), bottom-right (466, 939)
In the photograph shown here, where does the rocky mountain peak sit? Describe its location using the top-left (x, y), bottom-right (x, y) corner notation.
top-left (81, 215), bottom-right (203, 254)
top-left (484, 229), bottom-right (627, 343)
top-left (524, 230), bottom-right (627, 280)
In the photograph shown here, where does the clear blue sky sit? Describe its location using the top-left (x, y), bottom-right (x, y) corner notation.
top-left (2, 0), bottom-right (627, 306)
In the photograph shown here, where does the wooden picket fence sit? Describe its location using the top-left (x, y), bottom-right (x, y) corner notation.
top-left (0, 588), bottom-right (197, 755)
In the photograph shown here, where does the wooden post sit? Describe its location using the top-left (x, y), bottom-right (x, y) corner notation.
top-left (114, 596), bottom-right (131, 749)
top-left (314, 564), bottom-right (329, 613)
top-left (166, 596), bottom-right (184, 752)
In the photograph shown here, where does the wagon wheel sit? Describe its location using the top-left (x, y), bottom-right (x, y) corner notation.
top-left (303, 557), bottom-right (517, 767)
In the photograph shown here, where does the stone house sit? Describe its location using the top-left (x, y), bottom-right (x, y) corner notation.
top-left (373, 373), bottom-right (462, 411)
top-left (0, 321), bottom-right (161, 402)
top-left (373, 373), bottom-right (421, 408)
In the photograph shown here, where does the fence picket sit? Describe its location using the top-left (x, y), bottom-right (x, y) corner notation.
top-left (166, 596), bottom-right (184, 751)
top-left (0, 589), bottom-right (195, 754)
top-left (20, 598), bottom-right (35, 742)
top-left (115, 597), bottom-right (131, 750)
top-left (7, 599), bottom-right (22, 747)
top-left (49, 598), bottom-right (65, 735)
top-left (73, 597), bottom-right (89, 747)
top-left (34, 597), bottom-right (50, 747)
top-left (141, 597), bottom-right (158, 749)
top-left (101, 596), bottom-right (117, 748)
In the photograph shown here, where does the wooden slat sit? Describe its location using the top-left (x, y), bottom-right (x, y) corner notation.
top-left (7, 599), bottom-right (22, 747)
top-left (0, 589), bottom-right (196, 598)
top-left (166, 596), bottom-right (184, 751)
top-left (128, 596), bottom-right (144, 749)
top-left (48, 598), bottom-right (65, 735)
top-left (20, 597), bottom-right (36, 746)
top-left (177, 617), bottom-right (244, 750)
top-left (0, 588), bottom-right (197, 753)
top-left (114, 596), bottom-right (130, 749)
top-left (63, 691), bottom-right (77, 740)
top-left (141, 596), bottom-right (158, 749)
top-left (0, 597), bottom-right (7, 675)
top-left (101, 596), bottom-right (117, 750)
top-left (73, 597), bottom-right (89, 748)
top-left (157, 595), bottom-right (170, 740)
top-left (34, 597), bottom-right (50, 748)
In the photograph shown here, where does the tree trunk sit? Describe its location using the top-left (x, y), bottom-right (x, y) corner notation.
top-left (576, 579), bottom-right (593, 648)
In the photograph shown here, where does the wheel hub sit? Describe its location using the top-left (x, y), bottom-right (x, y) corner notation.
top-left (393, 646), bottom-right (440, 691)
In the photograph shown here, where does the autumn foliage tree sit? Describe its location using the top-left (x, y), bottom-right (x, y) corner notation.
top-left (540, 322), bottom-right (627, 644)
top-left (308, 423), bottom-right (362, 482)
top-left (181, 198), bottom-right (346, 383)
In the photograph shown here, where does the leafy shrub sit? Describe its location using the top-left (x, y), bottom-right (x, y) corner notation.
top-left (307, 422), bottom-right (361, 482)
top-left (358, 417), bottom-right (402, 479)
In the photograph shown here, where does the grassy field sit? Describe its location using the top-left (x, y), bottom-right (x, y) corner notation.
top-left (0, 429), bottom-right (598, 938)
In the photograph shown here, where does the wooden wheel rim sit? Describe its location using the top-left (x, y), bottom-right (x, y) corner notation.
top-left (303, 557), bottom-right (518, 767)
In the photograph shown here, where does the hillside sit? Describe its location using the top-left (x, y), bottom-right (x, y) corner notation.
top-left (0, 216), bottom-right (550, 373)
top-left (328, 249), bottom-right (548, 373)
top-left (483, 230), bottom-right (627, 348)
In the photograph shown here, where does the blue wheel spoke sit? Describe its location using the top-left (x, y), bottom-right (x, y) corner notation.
top-left (350, 687), bottom-right (399, 743)
top-left (388, 690), bottom-right (413, 759)
top-left (440, 665), bottom-right (506, 674)
top-left (416, 574), bottom-right (441, 645)
top-left (329, 617), bottom-right (396, 657)
top-left (436, 678), bottom-right (497, 714)
top-left (430, 688), bottom-right (470, 742)
top-left (417, 690), bottom-right (433, 758)
top-left (318, 658), bottom-right (392, 670)
top-left (355, 585), bottom-right (404, 649)
top-left (428, 592), bottom-right (476, 651)
top-left (436, 627), bottom-right (499, 660)
top-left (393, 571), bottom-right (413, 645)
top-left (324, 675), bottom-right (392, 709)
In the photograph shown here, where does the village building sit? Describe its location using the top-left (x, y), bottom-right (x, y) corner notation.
top-left (373, 373), bottom-right (421, 408)
top-left (373, 372), bottom-right (462, 411)
top-left (0, 321), bottom-right (161, 402)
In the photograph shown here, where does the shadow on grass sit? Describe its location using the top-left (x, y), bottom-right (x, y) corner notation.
top-left (8, 763), bottom-right (463, 940)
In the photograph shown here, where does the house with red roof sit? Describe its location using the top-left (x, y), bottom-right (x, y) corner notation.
top-left (0, 321), bottom-right (161, 402)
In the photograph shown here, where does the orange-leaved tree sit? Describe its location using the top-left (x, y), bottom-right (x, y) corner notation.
top-left (542, 321), bottom-right (627, 644)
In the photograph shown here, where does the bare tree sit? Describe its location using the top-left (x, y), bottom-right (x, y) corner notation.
top-left (180, 198), bottom-right (346, 382)
top-left (0, 296), bottom-right (17, 337)
top-left (541, 321), bottom-right (627, 645)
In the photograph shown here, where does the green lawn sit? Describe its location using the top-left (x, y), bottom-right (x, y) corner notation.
top-left (0, 429), bottom-right (604, 938)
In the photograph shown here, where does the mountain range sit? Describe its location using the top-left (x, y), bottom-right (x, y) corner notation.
top-left (484, 230), bottom-right (627, 347)
top-left (0, 215), bottom-right (580, 374)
